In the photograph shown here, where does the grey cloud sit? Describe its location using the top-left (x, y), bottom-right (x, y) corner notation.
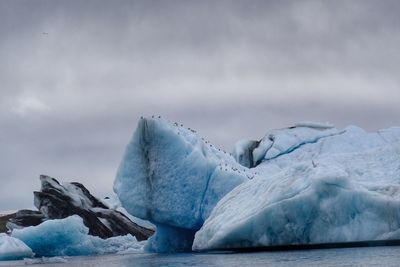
top-left (1, 0), bottom-right (400, 210)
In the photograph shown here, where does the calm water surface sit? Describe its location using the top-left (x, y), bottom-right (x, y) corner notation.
top-left (2, 246), bottom-right (400, 267)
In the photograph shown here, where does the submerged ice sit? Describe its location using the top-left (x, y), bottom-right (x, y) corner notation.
top-left (115, 117), bottom-right (400, 252)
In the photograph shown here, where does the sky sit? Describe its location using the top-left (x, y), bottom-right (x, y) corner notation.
top-left (1, 0), bottom-right (400, 211)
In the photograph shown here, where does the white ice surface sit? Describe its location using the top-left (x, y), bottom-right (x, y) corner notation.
top-left (11, 215), bottom-right (145, 257)
top-left (193, 126), bottom-right (400, 250)
top-left (0, 233), bottom-right (33, 261)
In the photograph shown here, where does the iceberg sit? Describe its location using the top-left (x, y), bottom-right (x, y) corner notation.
top-left (7, 175), bottom-right (153, 241)
top-left (11, 215), bottom-right (145, 257)
top-left (115, 117), bottom-right (400, 252)
top-left (0, 233), bottom-right (33, 261)
top-left (114, 117), bottom-right (250, 251)
top-left (193, 125), bottom-right (400, 250)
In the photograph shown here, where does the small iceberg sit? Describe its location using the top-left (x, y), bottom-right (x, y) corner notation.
top-left (0, 233), bottom-right (33, 261)
top-left (11, 215), bottom-right (145, 257)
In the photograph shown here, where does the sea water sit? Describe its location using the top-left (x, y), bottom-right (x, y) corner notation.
top-left (1, 246), bottom-right (400, 267)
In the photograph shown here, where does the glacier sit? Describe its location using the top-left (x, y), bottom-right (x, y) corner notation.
top-left (11, 215), bottom-right (145, 257)
top-left (115, 117), bottom-right (400, 252)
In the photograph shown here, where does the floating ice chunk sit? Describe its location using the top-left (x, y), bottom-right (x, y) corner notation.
top-left (11, 215), bottom-right (144, 257)
top-left (0, 233), bottom-right (33, 261)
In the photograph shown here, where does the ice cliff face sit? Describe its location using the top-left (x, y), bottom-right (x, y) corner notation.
top-left (115, 117), bottom-right (400, 252)
top-left (114, 117), bottom-right (250, 251)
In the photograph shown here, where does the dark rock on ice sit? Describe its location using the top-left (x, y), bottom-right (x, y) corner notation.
top-left (6, 210), bottom-right (44, 231)
top-left (7, 175), bottom-right (153, 240)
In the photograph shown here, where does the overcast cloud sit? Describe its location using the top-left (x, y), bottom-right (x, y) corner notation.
top-left (1, 0), bottom-right (400, 211)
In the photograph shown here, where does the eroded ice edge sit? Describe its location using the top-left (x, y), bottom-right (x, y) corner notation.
top-left (114, 118), bottom-right (400, 252)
